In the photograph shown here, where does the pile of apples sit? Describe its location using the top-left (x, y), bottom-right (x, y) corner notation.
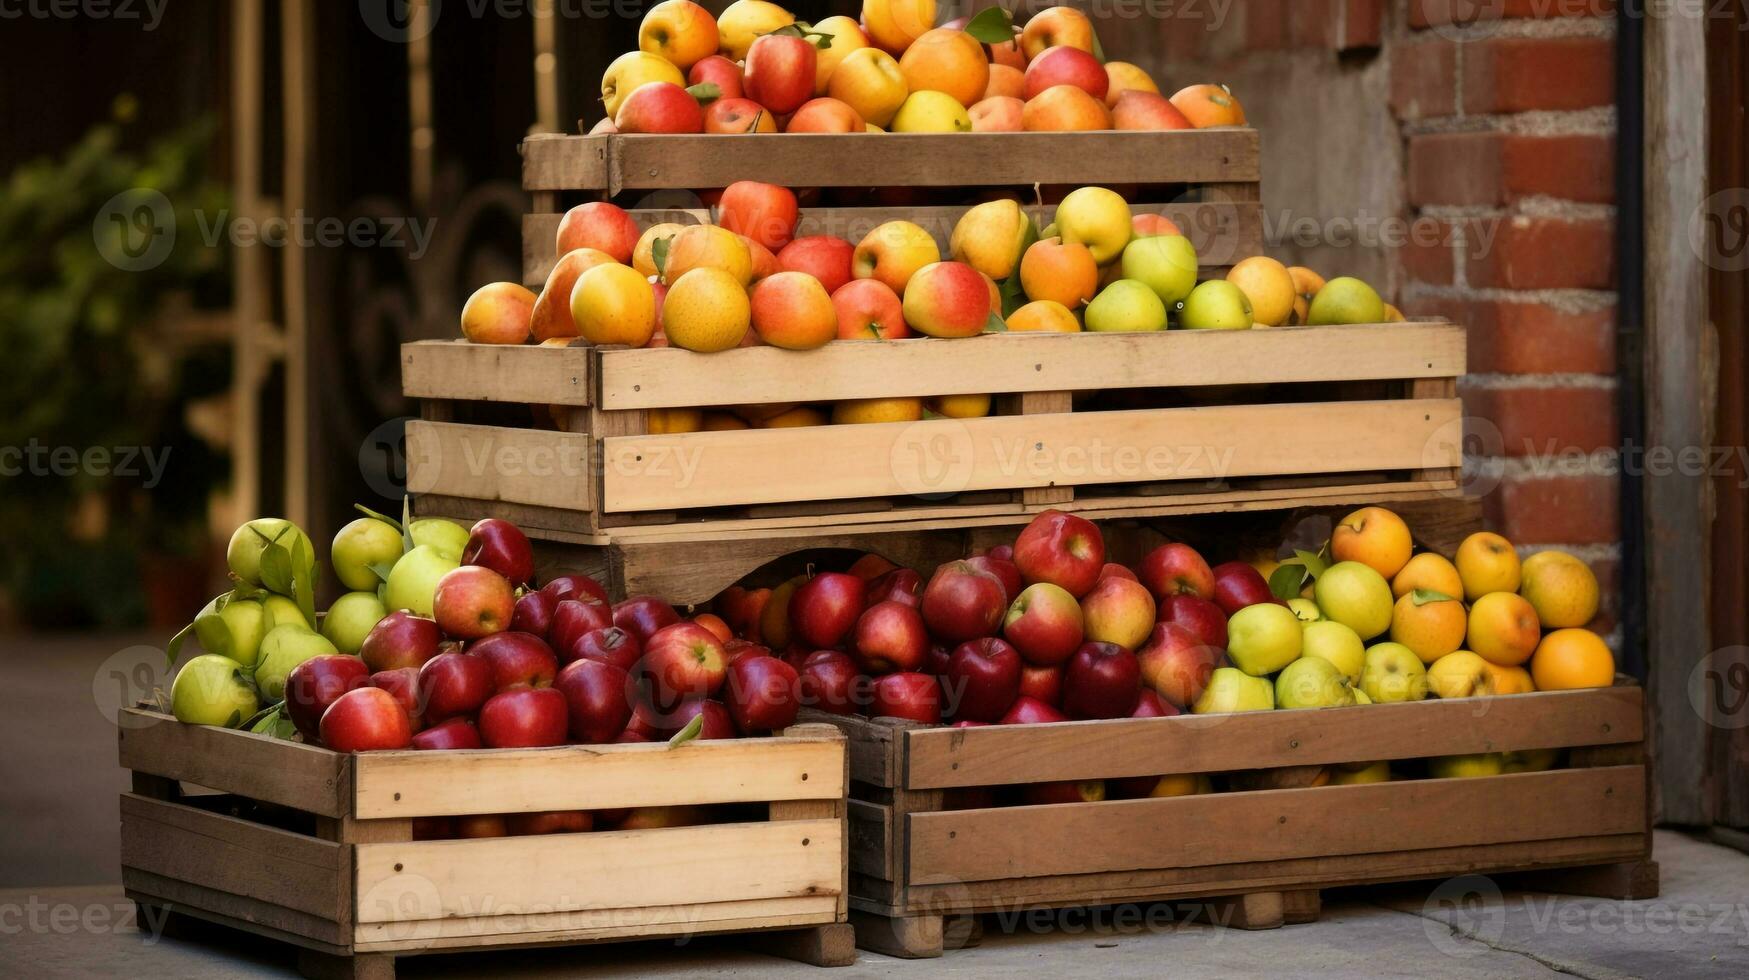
top-left (596, 1), bottom-right (1241, 137)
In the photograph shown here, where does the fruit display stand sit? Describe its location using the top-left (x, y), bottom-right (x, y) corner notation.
top-left (805, 683), bottom-right (1657, 958)
top-left (117, 709), bottom-right (855, 978)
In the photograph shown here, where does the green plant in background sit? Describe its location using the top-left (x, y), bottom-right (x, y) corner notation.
top-left (0, 97), bottom-right (232, 628)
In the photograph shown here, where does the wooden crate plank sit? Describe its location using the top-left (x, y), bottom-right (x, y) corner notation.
top-left (351, 736), bottom-right (843, 819)
top-left (601, 398), bottom-right (1463, 512)
top-left (848, 799), bottom-right (894, 881)
top-left (405, 421), bottom-right (592, 513)
top-left (124, 871), bottom-right (350, 951)
top-left (402, 340), bottom-right (591, 405)
top-left (351, 896), bottom-right (841, 952)
top-left (902, 687), bottom-right (1644, 788)
top-left (589, 324), bottom-right (1465, 410)
top-left (117, 709), bottom-right (349, 817)
top-left (354, 819), bottom-right (841, 923)
top-left (906, 767), bottom-right (1646, 884)
top-left (521, 130), bottom-right (1261, 192)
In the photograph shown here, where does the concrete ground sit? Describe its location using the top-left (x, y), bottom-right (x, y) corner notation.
top-left (4, 631), bottom-right (1747, 978)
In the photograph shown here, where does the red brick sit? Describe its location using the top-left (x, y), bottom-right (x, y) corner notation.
top-left (1244, 0), bottom-right (1292, 50)
top-left (1400, 218), bottom-right (1459, 285)
top-left (1409, 133), bottom-right (1615, 207)
top-left (1415, 298), bottom-right (1617, 374)
top-left (1462, 384), bottom-right (1619, 456)
top-left (1410, 0), bottom-right (1615, 30)
top-left (1291, 0), bottom-right (1339, 48)
top-left (1408, 132), bottom-right (1506, 207)
top-left (1484, 473), bottom-right (1620, 545)
top-left (1467, 216), bottom-right (1615, 290)
top-left (1391, 38), bottom-right (1457, 119)
top-left (1463, 37), bottom-right (1615, 114)
top-left (1340, 0), bottom-right (1385, 51)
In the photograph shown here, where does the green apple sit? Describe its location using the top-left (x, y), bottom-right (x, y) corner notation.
top-left (1275, 655), bottom-right (1356, 709)
top-left (171, 654), bottom-right (259, 727)
top-left (321, 591), bottom-right (388, 655)
top-left (226, 518), bottom-right (315, 589)
top-left (1306, 276), bottom-right (1386, 326)
top-left (409, 518), bottom-right (469, 561)
top-left (1120, 234), bottom-right (1198, 307)
top-left (1332, 761), bottom-right (1390, 784)
top-left (1428, 753), bottom-right (1504, 779)
top-left (1225, 602), bottom-right (1302, 676)
top-left (192, 595), bottom-right (269, 668)
top-left (255, 625), bottom-right (339, 702)
top-left (263, 594), bottom-right (312, 630)
top-left (1085, 279), bottom-right (1168, 333)
top-left (383, 544), bottom-right (459, 617)
top-left (1300, 620), bottom-right (1365, 684)
top-left (1313, 561), bottom-right (1393, 639)
top-left (1177, 280), bottom-right (1254, 330)
top-left (332, 517), bottom-right (405, 591)
top-left (1359, 641), bottom-right (1429, 703)
top-left (1287, 597), bottom-right (1324, 625)
top-left (1192, 667), bottom-right (1275, 714)
top-left (1501, 748), bottom-right (1560, 773)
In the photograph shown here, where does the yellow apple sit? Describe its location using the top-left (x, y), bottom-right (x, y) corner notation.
top-left (1519, 550), bottom-right (1600, 628)
top-left (812, 15), bottom-right (870, 94)
top-left (1020, 4), bottom-right (1096, 60)
top-left (928, 393), bottom-right (992, 418)
top-left (1359, 642), bottom-right (1428, 703)
top-left (570, 262), bottom-right (657, 347)
top-left (853, 220), bottom-right (940, 295)
top-left (1392, 552), bottom-right (1465, 600)
top-left (1301, 620), bottom-right (1365, 684)
top-left (1149, 773), bottom-right (1213, 797)
top-left (832, 397), bottom-right (925, 424)
top-left (1428, 753), bottom-right (1505, 779)
top-left (1103, 61), bottom-right (1159, 107)
top-left (1455, 531), bottom-right (1521, 600)
top-left (950, 199), bottom-right (1034, 281)
top-left (1390, 590), bottom-right (1467, 664)
top-left (1426, 650), bottom-right (1496, 699)
top-left (1331, 506), bottom-right (1413, 580)
top-left (1467, 591), bottom-right (1541, 666)
top-left (638, 0), bottom-right (719, 71)
top-left (666, 224), bottom-right (753, 286)
top-left (1054, 186), bottom-right (1133, 264)
top-left (862, 0), bottom-right (936, 56)
top-left (1314, 561), bottom-right (1394, 640)
top-left (601, 51), bottom-right (684, 119)
top-left (1331, 761), bottom-right (1390, 785)
top-left (890, 89), bottom-right (972, 131)
top-left (1483, 661), bottom-right (1536, 694)
top-left (717, 0), bottom-right (794, 61)
top-left (828, 46), bottom-right (910, 127)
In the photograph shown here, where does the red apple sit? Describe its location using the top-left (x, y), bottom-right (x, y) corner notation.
top-left (1098, 563), bottom-right (1138, 583)
top-left (944, 638), bottom-right (1022, 723)
top-left (566, 625), bottom-right (641, 673)
top-left (1157, 594), bottom-right (1229, 651)
top-left (832, 279), bottom-right (910, 341)
top-left (724, 655), bottom-right (801, 734)
top-left (717, 586), bottom-right (772, 642)
top-left (923, 642), bottom-right (953, 675)
top-left (744, 33), bottom-right (817, 115)
top-left (1003, 583), bottom-right (1086, 666)
top-left (555, 657), bottom-right (634, 744)
top-left (549, 597), bottom-right (615, 658)
top-left (542, 573), bottom-right (609, 606)
top-left (1136, 621), bottom-right (1222, 709)
top-left (319, 687), bottom-right (413, 752)
top-left (777, 236), bottom-right (855, 295)
top-left (987, 544), bottom-right (1014, 562)
top-left (507, 810), bottom-right (592, 835)
top-left (411, 716), bottom-right (482, 750)
top-left (688, 54), bottom-right (744, 99)
top-left (718, 179), bottom-right (799, 251)
top-left (614, 730), bottom-right (651, 744)
top-left (625, 699), bottom-right (667, 740)
top-left (851, 600), bottom-right (929, 674)
top-left (1078, 575), bottom-right (1157, 651)
top-left (668, 698), bottom-right (736, 739)
top-left (615, 81), bottom-right (705, 134)
top-left (998, 695), bottom-right (1069, 725)
top-left (643, 622), bottom-right (728, 703)
top-left (369, 668), bottom-right (423, 728)
top-left (1012, 510), bottom-right (1106, 598)
top-left (1111, 89), bottom-right (1194, 131)
top-left (471, 631), bottom-right (558, 691)
top-left (455, 814), bottom-right (509, 838)
top-left (432, 565), bottom-right (516, 640)
top-left (555, 202), bottom-right (638, 263)
top-left (1138, 543), bottom-right (1215, 601)
top-left (869, 672), bottom-right (941, 724)
top-left (412, 816), bottom-right (454, 839)
top-left (725, 639), bottom-right (773, 665)
top-left (478, 687), bottom-right (568, 748)
top-left (921, 561), bottom-right (1008, 642)
top-left (416, 650), bottom-right (494, 723)
top-left (1018, 664), bottom-right (1063, 706)
top-left (510, 590), bottom-right (559, 639)
top-left (799, 650), bottom-right (860, 715)
top-left (1022, 780), bottom-right (1106, 804)
top-left (285, 655), bottom-right (370, 741)
top-left (1211, 560), bottom-right (1277, 615)
top-left (1061, 642), bottom-right (1142, 719)
top-left (1132, 689), bottom-right (1180, 717)
top-left (790, 572), bottom-right (866, 649)
top-left (614, 596), bottom-right (682, 644)
top-left (359, 611), bottom-right (441, 673)
top-left (965, 555), bottom-right (1023, 604)
top-left (1023, 46), bottom-right (1109, 101)
top-left (461, 518), bottom-right (534, 586)
top-left (865, 567), bottom-right (923, 609)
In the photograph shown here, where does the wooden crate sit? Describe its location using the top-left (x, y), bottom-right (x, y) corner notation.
top-left (118, 709), bottom-right (854, 978)
top-left (807, 685), bottom-right (1657, 958)
top-left (520, 130), bottom-right (1264, 285)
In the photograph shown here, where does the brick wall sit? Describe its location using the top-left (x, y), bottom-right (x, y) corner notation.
top-left (1105, 0), bottom-right (1622, 635)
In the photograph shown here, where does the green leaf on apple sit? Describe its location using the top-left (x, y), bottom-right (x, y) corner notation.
top-left (353, 503), bottom-right (404, 534)
top-left (1268, 563), bottom-right (1307, 602)
top-left (1410, 588), bottom-right (1457, 606)
top-left (922, 409), bottom-right (947, 421)
top-left (998, 272), bottom-right (1028, 318)
top-left (651, 235), bottom-right (673, 282)
top-left (165, 619), bottom-right (195, 669)
top-left (685, 82), bottom-right (721, 105)
top-left (1294, 549), bottom-right (1330, 580)
top-left (769, 22), bottom-right (835, 48)
top-left (367, 561), bottom-right (398, 586)
top-left (259, 541), bottom-right (296, 597)
top-left (666, 713), bottom-right (704, 749)
top-left (964, 7), bottom-right (1017, 44)
top-left (1090, 28), bottom-right (1107, 64)
top-left (400, 496), bottom-right (416, 555)
top-left (983, 312), bottom-right (1009, 333)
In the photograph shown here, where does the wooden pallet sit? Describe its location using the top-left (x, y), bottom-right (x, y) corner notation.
top-left (118, 710), bottom-right (854, 978)
top-left (805, 684), bottom-right (1657, 958)
top-left (520, 130), bottom-right (1264, 284)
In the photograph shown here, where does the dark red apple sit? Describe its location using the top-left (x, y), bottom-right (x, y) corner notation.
top-left (359, 611), bottom-right (442, 673)
top-left (1012, 509), bottom-right (1106, 598)
top-left (569, 625), bottom-right (642, 672)
top-left (1002, 582), bottom-right (1085, 666)
top-left (1018, 664), bottom-right (1063, 706)
top-left (319, 687), bottom-right (414, 751)
top-left (987, 544), bottom-right (1014, 562)
top-left (965, 555), bottom-right (1023, 604)
top-left (868, 672), bottom-right (941, 724)
top-left (668, 698), bottom-right (736, 739)
top-left (541, 573), bottom-right (609, 605)
top-left (285, 654), bottom-right (370, 740)
top-left (724, 655), bottom-right (800, 734)
top-left (798, 650), bottom-right (860, 715)
top-left (1211, 560), bottom-right (1276, 615)
top-left (944, 637), bottom-right (1022, 723)
top-left (1022, 780), bottom-right (1106, 805)
top-left (923, 642), bottom-right (952, 675)
top-left (510, 590), bottom-right (559, 639)
top-left (1061, 642), bottom-right (1141, 720)
top-left (643, 622), bottom-right (728, 703)
top-left (1137, 621), bottom-right (1222, 709)
top-left (851, 600), bottom-right (929, 674)
top-left (865, 567), bottom-right (923, 609)
top-left (455, 814), bottom-right (509, 838)
top-left (507, 810), bottom-right (592, 835)
top-left (1138, 543), bottom-right (1216, 601)
top-left (416, 650), bottom-right (494, 723)
top-left (717, 586), bottom-right (771, 642)
top-left (998, 695), bottom-right (1069, 725)
top-left (614, 730), bottom-right (651, 743)
top-left (412, 816), bottom-right (455, 839)
top-left (724, 639), bottom-right (772, 665)
top-left (411, 716), bottom-right (482, 750)
top-left (1157, 594), bottom-right (1229, 651)
top-left (549, 597), bottom-right (614, 656)
top-left (478, 687), bottom-right (568, 747)
top-left (471, 631), bottom-right (558, 691)
top-left (613, 595), bottom-right (682, 643)
top-left (790, 572), bottom-right (866, 649)
top-left (1131, 689), bottom-right (1180, 718)
top-left (554, 657), bottom-right (634, 744)
top-left (624, 699), bottom-right (667, 740)
top-left (369, 667), bottom-right (424, 728)
top-left (462, 518), bottom-right (534, 586)
top-left (1098, 563), bottom-right (1139, 583)
top-left (432, 565), bottom-right (516, 640)
top-left (921, 561), bottom-right (1007, 642)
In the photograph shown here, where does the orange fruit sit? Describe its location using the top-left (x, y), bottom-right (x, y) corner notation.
top-left (1530, 629), bottom-right (1615, 691)
top-left (1006, 299), bottom-right (1082, 332)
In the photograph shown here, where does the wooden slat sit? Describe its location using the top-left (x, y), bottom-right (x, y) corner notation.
top-left (405, 420), bottom-right (592, 513)
top-left (402, 340), bottom-right (590, 405)
top-left (901, 686), bottom-right (1643, 789)
top-left (585, 324), bottom-right (1464, 410)
top-left (351, 735), bottom-right (843, 819)
top-left (352, 896), bottom-right (840, 952)
top-left (117, 709), bottom-right (349, 817)
top-left (601, 398), bottom-right (1462, 512)
top-left (125, 873), bottom-right (352, 953)
top-left (906, 767), bottom-right (1646, 884)
top-left (798, 710), bottom-right (907, 787)
top-left (522, 130), bottom-right (1261, 192)
top-left (848, 799), bottom-right (894, 880)
top-left (354, 819), bottom-right (841, 923)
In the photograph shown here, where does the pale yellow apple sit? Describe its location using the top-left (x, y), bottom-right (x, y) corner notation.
top-left (1359, 642), bottom-right (1428, 703)
top-left (1054, 186), bottom-right (1133, 264)
top-left (950, 199), bottom-right (1034, 281)
top-left (1483, 661), bottom-right (1536, 694)
top-left (1428, 753), bottom-right (1505, 779)
top-left (1331, 761), bottom-right (1390, 785)
top-left (862, 0), bottom-right (936, 56)
top-left (928, 393), bottom-right (992, 418)
top-left (1103, 61), bottom-right (1159, 107)
top-left (1301, 620), bottom-right (1365, 684)
top-left (717, 0), bottom-right (794, 61)
top-left (1501, 748), bottom-right (1560, 773)
top-left (852, 220), bottom-right (940, 295)
top-left (812, 15), bottom-right (870, 94)
top-left (1392, 552), bottom-right (1464, 600)
top-left (1455, 531), bottom-right (1521, 600)
top-left (1426, 650), bottom-right (1497, 699)
top-left (1287, 597), bottom-right (1325, 625)
top-left (638, 0), bottom-right (720, 71)
top-left (891, 89), bottom-right (972, 132)
top-left (1314, 561), bottom-right (1394, 640)
top-left (1149, 773), bottom-right (1213, 797)
top-left (601, 51), bottom-right (684, 119)
top-left (1518, 550), bottom-right (1600, 628)
top-left (832, 397), bottom-right (925, 424)
top-left (828, 47), bottom-right (910, 127)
